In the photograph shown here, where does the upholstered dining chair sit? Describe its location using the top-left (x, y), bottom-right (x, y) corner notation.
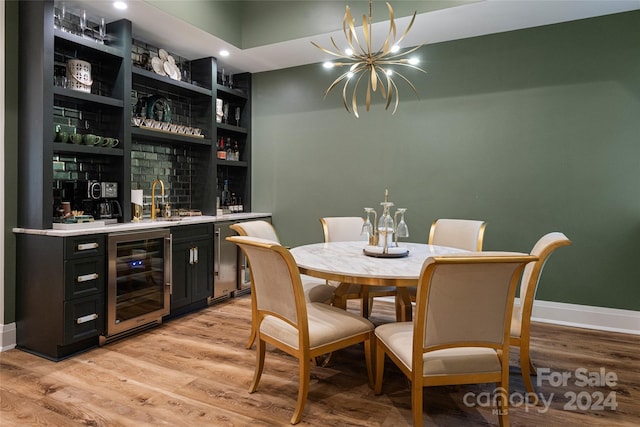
top-left (227, 235), bottom-right (374, 425)
top-left (511, 232), bottom-right (571, 395)
top-left (230, 220), bottom-right (335, 349)
top-left (428, 218), bottom-right (487, 251)
top-left (374, 252), bottom-right (537, 427)
top-left (320, 217), bottom-right (397, 318)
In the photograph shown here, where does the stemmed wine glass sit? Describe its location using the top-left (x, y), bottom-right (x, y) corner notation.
top-left (361, 208), bottom-right (374, 238)
top-left (394, 208), bottom-right (409, 246)
top-left (235, 107), bottom-right (241, 126)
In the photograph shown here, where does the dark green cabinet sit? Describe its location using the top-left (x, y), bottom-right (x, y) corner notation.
top-left (16, 234), bottom-right (106, 361)
top-left (169, 224), bottom-right (213, 316)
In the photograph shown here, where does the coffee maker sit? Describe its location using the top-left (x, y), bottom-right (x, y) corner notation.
top-left (84, 181), bottom-right (122, 224)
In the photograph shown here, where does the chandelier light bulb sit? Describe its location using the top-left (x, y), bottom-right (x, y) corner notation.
top-left (408, 57), bottom-right (420, 65)
top-left (311, 0), bottom-right (426, 117)
top-left (323, 62), bottom-right (335, 69)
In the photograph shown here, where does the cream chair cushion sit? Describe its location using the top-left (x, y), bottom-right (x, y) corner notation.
top-left (262, 302), bottom-right (374, 350)
top-left (375, 322), bottom-right (501, 376)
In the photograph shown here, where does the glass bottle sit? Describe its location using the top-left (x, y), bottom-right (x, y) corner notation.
top-left (225, 137), bottom-right (232, 160)
top-left (217, 137), bottom-right (226, 160)
top-left (233, 140), bottom-right (240, 161)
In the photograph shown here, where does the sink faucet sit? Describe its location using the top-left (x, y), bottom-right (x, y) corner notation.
top-left (151, 178), bottom-right (165, 220)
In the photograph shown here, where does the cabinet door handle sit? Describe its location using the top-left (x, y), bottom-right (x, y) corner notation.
top-left (215, 229), bottom-right (220, 276)
top-left (77, 273), bottom-right (99, 283)
top-left (193, 246), bottom-right (199, 264)
top-left (77, 242), bottom-right (99, 251)
top-left (189, 247), bottom-right (194, 265)
top-left (76, 313), bottom-right (98, 324)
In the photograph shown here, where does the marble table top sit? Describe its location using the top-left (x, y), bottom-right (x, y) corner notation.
top-left (290, 241), bottom-right (467, 287)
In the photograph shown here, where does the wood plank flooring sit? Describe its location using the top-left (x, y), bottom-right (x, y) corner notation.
top-left (1, 295), bottom-right (639, 426)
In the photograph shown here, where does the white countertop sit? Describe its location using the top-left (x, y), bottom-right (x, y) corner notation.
top-left (13, 212), bottom-right (272, 237)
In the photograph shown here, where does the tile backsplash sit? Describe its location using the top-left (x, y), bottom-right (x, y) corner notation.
top-left (131, 141), bottom-right (209, 210)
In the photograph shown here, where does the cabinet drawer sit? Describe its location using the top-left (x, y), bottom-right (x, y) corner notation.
top-left (65, 235), bottom-right (106, 259)
top-left (171, 224), bottom-right (213, 243)
top-left (64, 294), bottom-right (104, 344)
top-left (64, 257), bottom-right (105, 299)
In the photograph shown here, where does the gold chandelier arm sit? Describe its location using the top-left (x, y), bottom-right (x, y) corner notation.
top-left (324, 71), bottom-right (351, 97)
top-left (394, 11), bottom-right (417, 47)
top-left (310, 41), bottom-right (345, 58)
top-left (389, 70), bottom-right (421, 99)
top-left (381, 2), bottom-right (397, 54)
top-left (351, 71), bottom-right (367, 118)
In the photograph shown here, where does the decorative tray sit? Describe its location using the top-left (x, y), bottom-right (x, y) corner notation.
top-left (363, 246), bottom-right (409, 258)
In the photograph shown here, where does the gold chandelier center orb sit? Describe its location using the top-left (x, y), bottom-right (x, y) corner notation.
top-left (311, 0), bottom-right (426, 118)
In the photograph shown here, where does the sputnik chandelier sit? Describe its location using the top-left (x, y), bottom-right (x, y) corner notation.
top-left (312, 0), bottom-right (426, 118)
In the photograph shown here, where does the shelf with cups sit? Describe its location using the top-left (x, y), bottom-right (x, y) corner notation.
top-left (216, 159), bottom-right (248, 168)
top-left (54, 27), bottom-right (125, 60)
top-left (53, 142), bottom-right (124, 156)
top-left (53, 87), bottom-right (124, 108)
top-left (216, 84), bottom-right (249, 101)
top-left (133, 67), bottom-right (212, 98)
top-left (216, 123), bottom-right (248, 135)
top-left (131, 126), bottom-right (212, 147)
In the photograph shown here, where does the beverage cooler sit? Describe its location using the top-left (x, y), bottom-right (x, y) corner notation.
top-left (102, 229), bottom-right (171, 343)
top-left (213, 221), bottom-right (238, 299)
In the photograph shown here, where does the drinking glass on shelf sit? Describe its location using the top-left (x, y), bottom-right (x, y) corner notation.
top-left (220, 68), bottom-right (226, 86)
top-left (222, 103), bottom-right (229, 124)
top-left (99, 18), bottom-right (106, 42)
top-left (79, 10), bottom-right (87, 35)
top-left (235, 107), bottom-right (241, 126)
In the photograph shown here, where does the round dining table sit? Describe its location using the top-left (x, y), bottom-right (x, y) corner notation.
top-left (290, 241), bottom-right (467, 321)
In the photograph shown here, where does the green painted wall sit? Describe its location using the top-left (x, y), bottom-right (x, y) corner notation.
top-left (238, 0), bottom-right (475, 49)
top-left (252, 11), bottom-right (640, 311)
top-left (147, 0), bottom-right (244, 47)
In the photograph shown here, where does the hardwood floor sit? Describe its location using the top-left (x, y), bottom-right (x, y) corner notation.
top-left (1, 295), bottom-right (639, 426)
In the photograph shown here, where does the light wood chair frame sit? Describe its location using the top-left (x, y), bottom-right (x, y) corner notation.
top-left (320, 217), bottom-right (397, 318)
top-left (428, 218), bottom-right (488, 251)
top-left (230, 220), bottom-right (335, 350)
top-left (512, 232), bottom-right (571, 395)
top-left (228, 236), bottom-right (374, 425)
top-left (375, 253), bottom-right (537, 427)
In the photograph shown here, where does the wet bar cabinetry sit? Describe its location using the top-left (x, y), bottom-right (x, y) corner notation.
top-left (16, 234), bottom-right (106, 361)
top-left (169, 223), bottom-right (214, 317)
top-left (18, 0), bottom-right (252, 230)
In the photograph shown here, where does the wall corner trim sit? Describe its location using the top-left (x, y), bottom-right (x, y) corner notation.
top-left (0, 323), bottom-right (17, 352)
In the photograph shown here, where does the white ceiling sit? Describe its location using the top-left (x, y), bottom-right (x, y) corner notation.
top-left (67, 0), bottom-right (640, 74)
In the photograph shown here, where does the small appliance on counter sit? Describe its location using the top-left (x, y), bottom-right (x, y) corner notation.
top-left (84, 181), bottom-right (123, 224)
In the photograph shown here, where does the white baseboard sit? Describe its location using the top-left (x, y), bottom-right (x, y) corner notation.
top-left (377, 296), bottom-right (639, 335)
top-left (1, 300), bottom-right (638, 353)
top-left (0, 322), bottom-right (16, 351)
top-left (527, 299), bottom-right (640, 336)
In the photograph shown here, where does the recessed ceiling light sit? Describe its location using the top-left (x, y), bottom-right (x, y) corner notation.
top-left (220, 50), bottom-right (230, 57)
top-left (114, 2), bottom-right (128, 10)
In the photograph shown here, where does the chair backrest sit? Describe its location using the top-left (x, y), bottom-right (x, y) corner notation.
top-left (515, 232), bottom-right (572, 328)
top-left (230, 220), bottom-right (280, 243)
top-left (428, 218), bottom-right (487, 251)
top-left (320, 217), bottom-right (367, 242)
top-left (414, 252), bottom-right (537, 353)
top-left (227, 236), bottom-right (307, 333)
